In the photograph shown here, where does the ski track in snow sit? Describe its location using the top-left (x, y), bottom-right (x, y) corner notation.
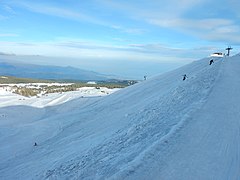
top-left (1, 56), bottom-right (240, 180)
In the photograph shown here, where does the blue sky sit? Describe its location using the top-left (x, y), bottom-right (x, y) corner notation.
top-left (0, 0), bottom-right (240, 78)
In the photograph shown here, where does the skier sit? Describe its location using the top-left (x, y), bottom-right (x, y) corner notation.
top-left (182, 74), bottom-right (187, 81)
top-left (209, 59), bottom-right (214, 65)
top-left (34, 142), bottom-right (38, 146)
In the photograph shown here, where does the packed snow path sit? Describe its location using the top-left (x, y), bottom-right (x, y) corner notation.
top-left (0, 56), bottom-right (240, 179)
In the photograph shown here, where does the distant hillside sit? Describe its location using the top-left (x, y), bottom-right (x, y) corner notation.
top-left (0, 61), bottom-right (110, 81)
top-left (0, 75), bottom-right (53, 84)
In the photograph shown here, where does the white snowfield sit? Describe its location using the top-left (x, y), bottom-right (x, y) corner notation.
top-left (0, 87), bottom-right (118, 108)
top-left (0, 55), bottom-right (240, 180)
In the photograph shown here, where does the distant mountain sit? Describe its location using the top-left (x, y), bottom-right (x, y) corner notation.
top-left (0, 61), bottom-right (110, 81)
top-left (0, 75), bottom-right (53, 84)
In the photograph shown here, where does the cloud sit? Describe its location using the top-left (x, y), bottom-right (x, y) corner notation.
top-left (16, 1), bottom-right (105, 25)
top-left (1, 0), bottom-right (238, 59)
top-left (128, 43), bottom-right (219, 58)
top-left (148, 15), bottom-right (240, 44)
top-left (112, 38), bottom-right (129, 42)
top-left (0, 52), bottom-right (16, 56)
top-left (0, 33), bottom-right (19, 37)
top-left (100, 0), bottom-right (240, 44)
top-left (3, 5), bottom-right (16, 14)
top-left (100, 0), bottom-right (205, 19)
top-left (149, 18), bottom-right (239, 32)
top-left (0, 14), bottom-right (8, 20)
top-left (111, 25), bottom-right (145, 34)
top-left (128, 43), bottom-right (182, 53)
top-left (8, 0), bottom-right (145, 35)
top-left (53, 39), bottom-right (189, 56)
top-left (228, 0), bottom-right (240, 18)
top-left (149, 18), bottom-right (230, 29)
top-left (0, 39), bottom-right (214, 63)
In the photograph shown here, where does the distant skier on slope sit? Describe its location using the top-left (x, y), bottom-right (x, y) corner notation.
top-left (209, 59), bottom-right (214, 65)
top-left (182, 74), bottom-right (187, 81)
top-left (34, 142), bottom-right (38, 146)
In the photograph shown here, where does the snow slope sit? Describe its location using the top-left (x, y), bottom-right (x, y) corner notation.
top-left (132, 54), bottom-right (240, 180)
top-left (0, 87), bottom-right (118, 168)
top-left (1, 56), bottom-right (239, 179)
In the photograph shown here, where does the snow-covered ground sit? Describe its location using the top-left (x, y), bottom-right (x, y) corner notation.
top-left (0, 55), bottom-right (240, 179)
top-left (0, 86), bottom-right (119, 108)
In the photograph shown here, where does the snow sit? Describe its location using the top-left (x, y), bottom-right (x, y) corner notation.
top-left (0, 76), bottom-right (8, 79)
top-left (0, 86), bottom-right (119, 108)
top-left (210, 52), bottom-right (224, 57)
top-left (87, 81), bottom-right (97, 85)
top-left (1, 56), bottom-right (240, 179)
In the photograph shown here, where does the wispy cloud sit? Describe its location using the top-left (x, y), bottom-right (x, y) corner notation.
top-left (127, 43), bottom-right (218, 58)
top-left (1, 0), bottom-right (238, 62)
top-left (0, 39), bottom-right (214, 63)
top-left (48, 39), bottom-right (185, 56)
top-left (149, 18), bottom-right (240, 39)
top-left (148, 18), bottom-right (232, 29)
top-left (0, 14), bottom-right (8, 20)
top-left (9, 0), bottom-right (145, 35)
top-left (111, 25), bottom-right (145, 34)
top-left (3, 5), bottom-right (16, 14)
top-left (227, 0), bottom-right (240, 18)
top-left (99, 0), bottom-right (205, 19)
top-left (16, 1), bottom-right (105, 25)
top-left (99, 0), bottom-right (240, 44)
top-left (0, 33), bottom-right (18, 37)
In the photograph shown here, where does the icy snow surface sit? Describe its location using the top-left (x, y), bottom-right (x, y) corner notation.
top-left (1, 56), bottom-right (240, 180)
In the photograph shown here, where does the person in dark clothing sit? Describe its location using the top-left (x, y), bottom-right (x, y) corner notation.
top-left (183, 74), bottom-right (187, 81)
top-left (209, 59), bottom-right (214, 65)
top-left (34, 142), bottom-right (38, 146)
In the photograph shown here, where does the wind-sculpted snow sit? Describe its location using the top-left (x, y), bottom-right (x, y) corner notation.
top-left (1, 57), bottom-right (230, 179)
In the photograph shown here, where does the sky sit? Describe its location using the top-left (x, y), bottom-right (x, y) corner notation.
top-left (0, 0), bottom-right (240, 79)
